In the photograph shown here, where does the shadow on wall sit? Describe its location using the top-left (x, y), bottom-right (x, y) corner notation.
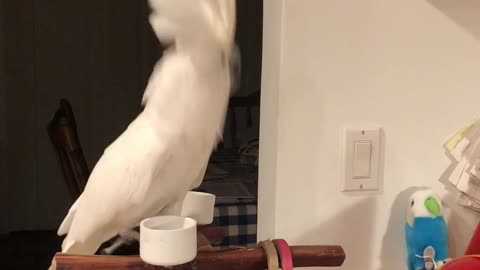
top-left (379, 187), bottom-right (423, 270)
top-left (295, 198), bottom-right (377, 270)
top-left (427, 0), bottom-right (480, 41)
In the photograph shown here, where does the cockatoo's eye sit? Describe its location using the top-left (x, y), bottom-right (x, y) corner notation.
top-left (411, 200), bottom-right (415, 207)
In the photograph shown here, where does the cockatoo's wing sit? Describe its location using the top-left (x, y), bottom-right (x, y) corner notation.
top-left (58, 52), bottom-right (218, 256)
top-left (190, 161), bottom-right (209, 190)
top-left (57, 194), bottom-right (82, 236)
top-left (59, 123), bottom-right (165, 254)
top-left (60, 117), bottom-right (207, 255)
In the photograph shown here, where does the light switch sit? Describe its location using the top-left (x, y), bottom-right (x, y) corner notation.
top-left (353, 141), bottom-right (372, 178)
top-left (341, 128), bottom-right (382, 192)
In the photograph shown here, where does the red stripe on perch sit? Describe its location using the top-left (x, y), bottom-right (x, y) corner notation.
top-left (52, 245), bottom-right (345, 270)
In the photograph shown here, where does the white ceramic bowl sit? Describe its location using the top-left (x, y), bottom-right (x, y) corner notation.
top-left (181, 191), bottom-right (216, 225)
top-left (140, 216), bottom-right (197, 266)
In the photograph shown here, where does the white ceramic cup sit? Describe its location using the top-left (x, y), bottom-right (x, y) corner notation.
top-left (181, 191), bottom-right (216, 225)
top-left (140, 216), bottom-right (197, 266)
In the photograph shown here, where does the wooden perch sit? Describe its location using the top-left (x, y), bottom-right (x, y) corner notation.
top-left (52, 245), bottom-right (345, 270)
top-left (197, 226), bottom-right (224, 246)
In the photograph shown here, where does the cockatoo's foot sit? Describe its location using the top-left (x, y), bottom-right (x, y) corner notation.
top-left (99, 229), bottom-right (140, 255)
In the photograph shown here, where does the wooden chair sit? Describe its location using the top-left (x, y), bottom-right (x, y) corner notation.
top-left (226, 90), bottom-right (260, 149)
top-left (47, 99), bottom-right (89, 200)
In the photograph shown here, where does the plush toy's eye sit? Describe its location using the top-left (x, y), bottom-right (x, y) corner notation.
top-left (411, 200), bottom-right (415, 207)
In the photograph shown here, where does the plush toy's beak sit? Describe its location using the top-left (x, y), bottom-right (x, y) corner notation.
top-left (425, 197), bottom-right (441, 217)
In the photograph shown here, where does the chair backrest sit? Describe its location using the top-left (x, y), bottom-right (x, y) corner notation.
top-left (227, 90), bottom-right (260, 149)
top-left (47, 99), bottom-right (89, 200)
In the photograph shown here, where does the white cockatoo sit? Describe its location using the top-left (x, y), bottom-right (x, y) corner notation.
top-left (52, 0), bottom-right (237, 263)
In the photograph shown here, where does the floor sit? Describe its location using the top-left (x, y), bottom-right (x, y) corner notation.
top-left (1, 230), bottom-right (62, 270)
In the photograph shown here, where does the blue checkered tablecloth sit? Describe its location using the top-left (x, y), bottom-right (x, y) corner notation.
top-left (211, 199), bottom-right (257, 248)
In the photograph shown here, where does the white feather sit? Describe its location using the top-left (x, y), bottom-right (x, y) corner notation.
top-left (55, 0), bottom-right (236, 258)
top-left (57, 194), bottom-right (82, 236)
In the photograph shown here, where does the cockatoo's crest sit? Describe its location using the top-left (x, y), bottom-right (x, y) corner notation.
top-left (147, 0), bottom-right (235, 49)
top-left (142, 0), bottom-right (236, 106)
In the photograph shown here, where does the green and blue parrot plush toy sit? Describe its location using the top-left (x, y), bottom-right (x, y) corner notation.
top-left (405, 189), bottom-right (451, 270)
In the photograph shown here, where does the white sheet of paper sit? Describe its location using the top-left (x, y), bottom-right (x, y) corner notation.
top-left (457, 193), bottom-right (480, 211)
top-left (470, 160), bottom-right (480, 181)
top-left (445, 118), bottom-right (480, 152)
top-left (456, 172), bottom-right (480, 203)
top-left (451, 139), bottom-right (471, 161)
top-left (453, 124), bottom-right (480, 160)
top-left (449, 157), bottom-right (469, 186)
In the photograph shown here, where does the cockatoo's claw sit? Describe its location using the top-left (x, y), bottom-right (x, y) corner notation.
top-left (99, 229), bottom-right (140, 255)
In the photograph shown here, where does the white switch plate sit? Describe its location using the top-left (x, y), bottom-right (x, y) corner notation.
top-left (341, 128), bottom-right (381, 192)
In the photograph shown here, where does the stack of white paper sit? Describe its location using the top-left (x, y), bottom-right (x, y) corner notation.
top-left (444, 118), bottom-right (480, 211)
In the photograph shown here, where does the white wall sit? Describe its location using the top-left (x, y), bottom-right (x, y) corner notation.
top-left (259, 0), bottom-right (480, 269)
top-left (257, 0), bottom-right (284, 240)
